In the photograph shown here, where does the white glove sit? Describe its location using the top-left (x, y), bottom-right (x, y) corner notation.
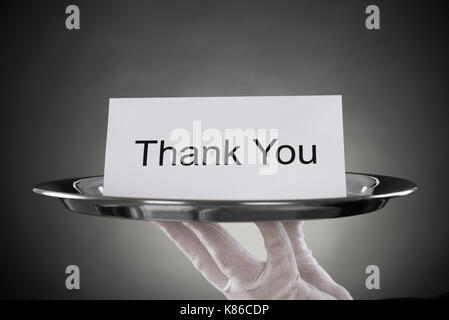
top-left (154, 220), bottom-right (352, 300)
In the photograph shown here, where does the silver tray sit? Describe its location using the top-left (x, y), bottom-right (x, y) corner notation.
top-left (32, 173), bottom-right (417, 222)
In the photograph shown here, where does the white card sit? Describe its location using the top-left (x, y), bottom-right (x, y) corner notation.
top-left (103, 96), bottom-right (346, 200)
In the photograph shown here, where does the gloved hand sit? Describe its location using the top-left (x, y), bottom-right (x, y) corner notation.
top-left (154, 220), bottom-right (352, 300)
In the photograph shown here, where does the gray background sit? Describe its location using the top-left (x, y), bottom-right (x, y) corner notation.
top-left (1, 0), bottom-right (448, 299)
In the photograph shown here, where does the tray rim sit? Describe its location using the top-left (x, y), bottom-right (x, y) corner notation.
top-left (32, 172), bottom-right (418, 206)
